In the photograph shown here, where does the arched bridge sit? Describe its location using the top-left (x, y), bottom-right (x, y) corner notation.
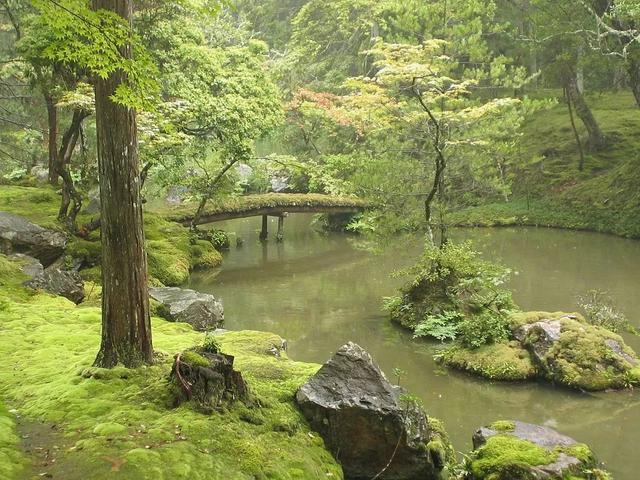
top-left (167, 193), bottom-right (372, 241)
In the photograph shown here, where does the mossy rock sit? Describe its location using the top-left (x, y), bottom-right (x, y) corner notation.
top-left (438, 341), bottom-right (537, 381)
top-left (468, 421), bottom-right (610, 480)
top-left (513, 312), bottom-right (640, 391)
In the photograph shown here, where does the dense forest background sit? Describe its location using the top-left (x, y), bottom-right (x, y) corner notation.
top-left (1, 0), bottom-right (639, 237)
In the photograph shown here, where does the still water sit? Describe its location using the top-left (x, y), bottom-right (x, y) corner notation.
top-left (188, 214), bottom-right (640, 479)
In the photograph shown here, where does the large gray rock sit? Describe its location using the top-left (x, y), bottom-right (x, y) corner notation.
top-left (149, 287), bottom-right (224, 331)
top-left (9, 253), bottom-right (44, 280)
top-left (0, 212), bottom-right (67, 266)
top-left (470, 421), bottom-right (599, 479)
top-left (83, 187), bottom-right (101, 215)
top-left (296, 342), bottom-right (450, 480)
top-left (25, 267), bottom-right (85, 304)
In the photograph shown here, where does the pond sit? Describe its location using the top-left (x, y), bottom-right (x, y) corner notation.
top-left (188, 214), bottom-right (640, 479)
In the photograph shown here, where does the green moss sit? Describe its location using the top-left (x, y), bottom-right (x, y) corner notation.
top-left (189, 240), bottom-right (223, 269)
top-left (469, 435), bottom-right (557, 479)
top-left (439, 342), bottom-right (537, 381)
top-left (66, 238), bottom-right (102, 266)
top-left (0, 284), bottom-right (341, 479)
top-left (0, 402), bottom-right (27, 480)
top-left (426, 417), bottom-right (456, 470)
top-left (509, 311), bottom-right (586, 329)
top-left (559, 443), bottom-right (596, 465)
top-left (536, 317), bottom-right (639, 391)
top-left (92, 422), bottom-right (128, 436)
top-left (180, 350), bottom-right (210, 368)
top-left (489, 421), bottom-right (515, 432)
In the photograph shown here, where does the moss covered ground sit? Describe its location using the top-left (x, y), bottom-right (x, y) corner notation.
top-left (451, 91), bottom-right (640, 238)
top-left (0, 401), bottom-right (27, 480)
top-left (0, 258), bottom-right (342, 479)
top-left (0, 185), bottom-right (222, 286)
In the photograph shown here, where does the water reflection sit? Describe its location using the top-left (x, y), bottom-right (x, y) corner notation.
top-left (188, 215), bottom-right (640, 479)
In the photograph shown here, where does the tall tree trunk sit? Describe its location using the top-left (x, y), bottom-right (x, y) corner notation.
top-left (564, 73), bottom-right (606, 150)
top-left (627, 54), bottom-right (640, 108)
top-left (92, 0), bottom-right (152, 368)
top-left (44, 93), bottom-right (59, 185)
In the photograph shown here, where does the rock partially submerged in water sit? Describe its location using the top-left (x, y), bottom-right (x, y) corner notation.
top-left (513, 312), bottom-right (640, 391)
top-left (170, 348), bottom-right (249, 413)
top-left (467, 420), bottom-right (609, 479)
top-left (296, 342), bottom-right (453, 480)
top-left (25, 266), bottom-right (85, 304)
top-left (440, 312), bottom-right (640, 391)
top-left (149, 286), bottom-right (224, 331)
top-left (0, 212), bottom-right (67, 266)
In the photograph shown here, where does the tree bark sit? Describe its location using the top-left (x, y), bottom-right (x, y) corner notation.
top-left (627, 54), bottom-right (640, 108)
top-left (56, 107), bottom-right (90, 229)
top-left (564, 87), bottom-right (585, 171)
top-left (92, 0), bottom-right (152, 368)
top-left (44, 93), bottom-right (59, 185)
top-left (564, 73), bottom-right (606, 150)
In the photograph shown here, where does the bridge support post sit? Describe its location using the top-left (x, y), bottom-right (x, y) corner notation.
top-left (260, 215), bottom-right (268, 241)
top-left (276, 215), bottom-right (284, 242)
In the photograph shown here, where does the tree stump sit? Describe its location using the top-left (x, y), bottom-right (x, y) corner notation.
top-left (170, 348), bottom-right (249, 413)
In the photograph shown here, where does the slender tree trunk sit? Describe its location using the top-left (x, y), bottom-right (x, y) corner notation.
top-left (92, 0), bottom-right (152, 368)
top-left (564, 73), bottom-right (606, 150)
top-left (56, 107), bottom-right (90, 228)
top-left (191, 157), bottom-right (240, 230)
top-left (44, 93), bottom-right (59, 185)
top-left (564, 87), bottom-right (585, 171)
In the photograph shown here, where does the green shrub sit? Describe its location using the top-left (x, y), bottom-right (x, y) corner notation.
top-left (386, 241), bottom-right (516, 348)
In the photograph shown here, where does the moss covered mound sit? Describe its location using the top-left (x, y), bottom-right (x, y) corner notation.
top-left (514, 312), bottom-right (640, 391)
top-left (438, 341), bottom-right (536, 381)
top-left (0, 288), bottom-right (342, 479)
top-left (439, 311), bottom-right (640, 391)
top-left (0, 185), bottom-right (222, 287)
top-left (467, 420), bottom-right (611, 480)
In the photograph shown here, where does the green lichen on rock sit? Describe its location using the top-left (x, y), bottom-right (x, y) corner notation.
top-left (0, 276), bottom-right (342, 478)
top-left (468, 435), bottom-right (557, 479)
top-left (0, 402), bottom-right (27, 480)
top-left (489, 421), bottom-right (515, 432)
top-left (439, 342), bottom-right (537, 381)
top-left (426, 416), bottom-right (457, 472)
top-left (516, 312), bottom-right (640, 391)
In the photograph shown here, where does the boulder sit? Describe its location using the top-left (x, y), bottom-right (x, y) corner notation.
top-left (83, 187), bottom-right (101, 215)
top-left (30, 165), bottom-right (50, 184)
top-left (0, 212), bottom-right (67, 266)
top-left (9, 253), bottom-right (44, 280)
top-left (514, 312), bottom-right (640, 390)
top-left (149, 287), bottom-right (224, 331)
top-left (296, 342), bottom-right (452, 480)
top-left (25, 267), bottom-right (85, 304)
top-left (170, 348), bottom-right (249, 413)
top-left (468, 420), bottom-right (605, 479)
